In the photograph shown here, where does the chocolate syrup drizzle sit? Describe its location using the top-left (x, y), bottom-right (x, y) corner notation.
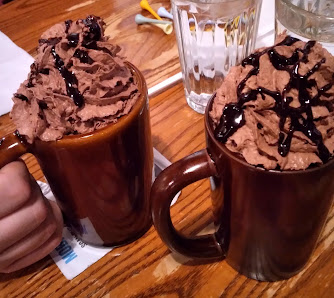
top-left (215, 36), bottom-right (333, 163)
top-left (38, 101), bottom-right (48, 110)
top-left (25, 65), bottom-right (50, 88)
top-left (25, 16), bottom-right (107, 108)
top-left (47, 17), bottom-right (103, 107)
top-left (65, 20), bottom-right (72, 34)
top-left (48, 17), bottom-right (102, 107)
top-left (67, 33), bottom-right (79, 47)
top-left (26, 79), bottom-right (34, 88)
top-left (73, 49), bottom-right (94, 64)
top-left (51, 46), bottom-right (84, 107)
top-left (14, 93), bottom-right (28, 101)
top-left (39, 68), bottom-right (50, 75)
top-left (25, 63), bottom-right (38, 88)
top-left (82, 15), bottom-right (102, 49)
top-left (80, 16), bottom-right (116, 56)
top-left (39, 37), bottom-right (62, 46)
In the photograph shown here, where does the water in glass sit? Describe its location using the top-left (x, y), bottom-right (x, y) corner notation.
top-left (172, 0), bottom-right (262, 113)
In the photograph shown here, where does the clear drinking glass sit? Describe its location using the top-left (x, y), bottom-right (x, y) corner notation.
top-left (172, 0), bottom-right (263, 114)
top-left (275, 0), bottom-right (334, 55)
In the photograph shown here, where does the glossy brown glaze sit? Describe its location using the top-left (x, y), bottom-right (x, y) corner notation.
top-left (0, 63), bottom-right (153, 247)
top-left (152, 95), bottom-right (334, 281)
top-left (0, 131), bottom-right (28, 167)
top-left (151, 149), bottom-right (223, 258)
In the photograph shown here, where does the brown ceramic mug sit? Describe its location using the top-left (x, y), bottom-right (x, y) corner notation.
top-left (151, 95), bottom-right (334, 281)
top-left (0, 62), bottom-right (153, 247)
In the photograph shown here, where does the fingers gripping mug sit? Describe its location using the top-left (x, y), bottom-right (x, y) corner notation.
top-left (0, 63), bottom-right (153, 247)
top-left (151, 96), bottom-right (334, 281)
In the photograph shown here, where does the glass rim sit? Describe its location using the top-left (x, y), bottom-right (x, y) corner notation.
top-left (279, 0), bottom-right (334, 21)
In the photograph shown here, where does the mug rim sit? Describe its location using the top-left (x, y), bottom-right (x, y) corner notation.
top-left (33, 62), bottom-right (147, 147)
top-left (204, 94), bottom-right (334, 175)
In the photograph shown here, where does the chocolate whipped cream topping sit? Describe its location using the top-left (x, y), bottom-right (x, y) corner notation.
top-left (210, 35), bottom-right (334, 170)
top-left (11, 15), bottom-right (140, 143)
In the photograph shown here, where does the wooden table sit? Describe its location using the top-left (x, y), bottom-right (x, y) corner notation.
top-left (0, 0), bottom-right (334, 297)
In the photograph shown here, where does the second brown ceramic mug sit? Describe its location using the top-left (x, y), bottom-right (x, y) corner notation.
top-left (0, 63), bottom-right (153, 247)
top-left (151, 95), bottom-right (334, 281)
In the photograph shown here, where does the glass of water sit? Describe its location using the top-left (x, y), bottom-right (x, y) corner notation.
top-left (275, 0), bottom-right (334, 55)
top-left (172, 0), bottom-right (263, 114)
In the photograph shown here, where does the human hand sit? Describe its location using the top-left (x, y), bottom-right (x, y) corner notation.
top-left (0, 160), bottom-right (63, 273)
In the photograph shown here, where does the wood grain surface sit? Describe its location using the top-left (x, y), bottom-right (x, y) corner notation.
top-left (0, 0), bottom-right (334, 297)
top-left (0, 83), bottom-right (333, 297)
top-left (0, 0), bottom-right (180, 88)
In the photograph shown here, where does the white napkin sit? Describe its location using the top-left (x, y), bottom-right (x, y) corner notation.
top-left (0, 31), bottom-right (34, 116)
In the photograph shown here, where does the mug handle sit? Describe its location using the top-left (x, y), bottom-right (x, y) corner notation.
top-left (151, 149), bottom-right (224, 259)
top-left (0, 131), bottom-right (28, 168)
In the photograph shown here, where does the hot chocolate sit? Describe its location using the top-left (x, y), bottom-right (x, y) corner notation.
top-left (210, 34), bottom-right (334, 170)
top-left (11, 15), bottom-right (139, 143)
top-left (0, 16), bottom-right (153, 247)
